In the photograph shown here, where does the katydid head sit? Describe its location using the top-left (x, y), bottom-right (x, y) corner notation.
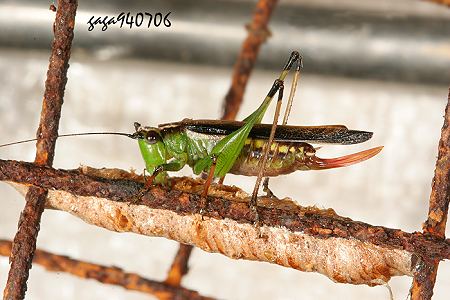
top-left (131, 122), bottom-right (166, 174)
top-left (131, 122), bottom-right (163, 144)
top-left (299, 145), bottom-right (383, 170)
top-left (0, 122), bottom-right (168, 179)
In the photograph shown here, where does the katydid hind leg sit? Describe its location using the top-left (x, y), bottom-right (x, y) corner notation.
top-left (208, 78), bottom-right (285, 178)
top-left (282, 55), bottom-right (303, 125)
top-left (250, 81), bottom-right (285, 222)
top-left (262, 177), bottom-right (277, 198)
top-left (208, 51), bottom-right (303, 178)
top-left (242, 51), bottom-right (301, 124)
top-left (264, 54), bottom-right (303, 193)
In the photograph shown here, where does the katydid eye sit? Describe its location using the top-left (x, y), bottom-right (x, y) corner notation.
top-left (145, 131), bottom-right (160, 144)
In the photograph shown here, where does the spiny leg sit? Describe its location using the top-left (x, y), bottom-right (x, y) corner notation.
top-left (250, 80), bottom-right (285, 223)
top-left (199, 51), bottom-right (301, 211)
top-left (264, 54), bottom-right (303, 197)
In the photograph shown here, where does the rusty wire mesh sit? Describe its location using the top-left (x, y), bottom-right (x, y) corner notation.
top-left (0, 0), bottom-right (449, 299)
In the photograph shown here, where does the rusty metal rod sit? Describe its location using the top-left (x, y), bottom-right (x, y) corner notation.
top-left (3, 1), bottom-right (77, 299)
top-left (222, 0), bottom-right (279, 120)
top-left (165, 0), bottom-right (280, 283)
top-left (0, 160), bottom-right (449, 264)
top-left (164, 244), bottom-right (195, 287)
top-left (0, 239), bottom-right (214, 300)
top-left (410, 89), bottom-right (450, 299)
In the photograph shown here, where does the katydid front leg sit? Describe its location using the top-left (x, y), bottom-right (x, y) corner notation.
top-left (132, 156), bottom-right (187, 204)
top-left (146, 158), bottom-right (187, 186)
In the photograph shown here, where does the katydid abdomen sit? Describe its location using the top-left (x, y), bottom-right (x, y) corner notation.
top-left (229, 138), bottom-right (382, 176)
top-left (157, 123), bottom-right (382, 178)
top-left (229, 139), bottom-right (315, 176)
top-left (182, 130), bottom-right (314, 177)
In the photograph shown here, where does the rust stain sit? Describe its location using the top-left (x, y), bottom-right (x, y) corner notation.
top-left (193, 216), bottom-right (210, 251)
top-left (373, 264), bottom-right (392, 282)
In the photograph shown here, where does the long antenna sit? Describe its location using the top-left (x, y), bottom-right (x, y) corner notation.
top-left (0, 132), bottom-right (135, 148)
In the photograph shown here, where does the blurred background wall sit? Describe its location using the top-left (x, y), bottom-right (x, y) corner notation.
top-left (0, 0), bottom-right (449, 299)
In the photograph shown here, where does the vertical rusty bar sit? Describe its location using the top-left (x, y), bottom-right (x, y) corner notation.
top-left (164, 244), bottom-right (194, 286)
top-left (3, 1), bottom-right (78, 299)
top-left (410, 89), bottom-right (450, 299)
top-left (165, 0), bottom-right (280, 285)
top-left (221, 0), bottom-right (279, 120)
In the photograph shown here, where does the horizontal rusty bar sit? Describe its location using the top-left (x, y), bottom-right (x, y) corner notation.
top-left (1, 159), bottom-right (449, 286)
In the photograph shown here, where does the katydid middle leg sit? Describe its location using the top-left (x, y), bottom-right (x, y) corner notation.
top-left (199, 155), bottom-right (217, 214)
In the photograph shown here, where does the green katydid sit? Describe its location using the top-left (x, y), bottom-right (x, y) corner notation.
top-left (0, 51), bottom-right (382, 212)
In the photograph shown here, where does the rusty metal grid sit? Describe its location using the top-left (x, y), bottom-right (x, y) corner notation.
top-left (1, 0), bottom-right (449, 299)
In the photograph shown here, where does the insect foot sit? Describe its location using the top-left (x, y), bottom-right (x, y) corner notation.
top-left (262, 178), bottom-right (277, 198)
top-left (249, 195), bottom-right (271, 238)
top-left (249, 201), bottom-right (264, 238)
top-left (250, 203), bottom-right (259, 223)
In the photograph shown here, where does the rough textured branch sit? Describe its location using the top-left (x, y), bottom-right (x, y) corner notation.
top-left (222, 0), bottom-right (279, 120)
top-left (4, 2), bottom-right (77, 299)
top-left (410, 89), bottom-right (450, 299)
top-left (0, 240), bottom-right (213, 300)
top-left (2, 160), bottom-right (450, 286)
